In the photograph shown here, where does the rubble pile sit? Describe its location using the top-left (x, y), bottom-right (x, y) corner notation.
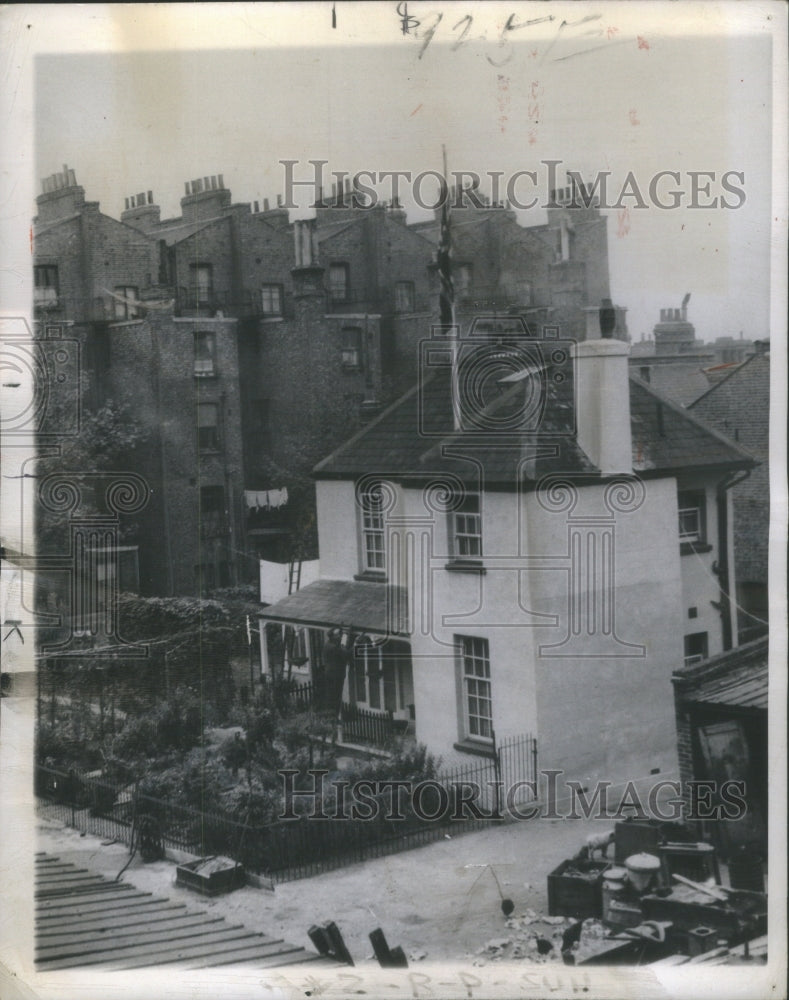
top-left (473, 909), bottom-right (572, 965)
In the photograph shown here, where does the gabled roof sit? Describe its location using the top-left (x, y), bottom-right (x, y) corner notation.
top-left (314, 355), bottom-right (756, 486)
top-left (151, 214), bottom-right (229, 246)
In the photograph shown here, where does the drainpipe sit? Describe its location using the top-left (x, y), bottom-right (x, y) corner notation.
top-left (715, 468), bottom-right (751, 650)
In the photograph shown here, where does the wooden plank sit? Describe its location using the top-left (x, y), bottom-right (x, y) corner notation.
top-left (37, 927), bottom-right (269, 970)
top-left (36, 875), bottom-right (107, 890)
top-left (35, 864), bottom-right (89, 874)
top-left (36, 916), bottom-right (229, 961)
top-left (37, 900), bottom-right (170, 925)
top-left (116, 939), bottom-right (300, 971)
top-left (37, 903), bottom-right (189, 936)
top-left (36, 882), bottom-right (138, 898)
top-left (36, 867), bottom-right (99, 879)
top-left (36, 913), bottom-right (224, 951)
top-left (36, 892), bottom-right (152, 918)
top-left (181, 942), bottom-right (314, 970)
top-left (36, 884), bottom-right (138, 907)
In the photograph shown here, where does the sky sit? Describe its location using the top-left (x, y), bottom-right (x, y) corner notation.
top-left (26, 5), bottom-right (777, 342)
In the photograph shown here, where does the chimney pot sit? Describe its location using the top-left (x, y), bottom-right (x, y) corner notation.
top-left (254, 200), bottom-right (259, 213)
top-left (148, 191), bottom-right (153, 204)
top-left (264, 198), bottom-right (269, 212)
top-left (218, 174), bottom-right (224, 189)
top-left (125, 197), bottom-right (130, 210)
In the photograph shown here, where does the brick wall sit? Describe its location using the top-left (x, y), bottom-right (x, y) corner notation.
top-left (34, 206), bottom-right (159, 325)
top-left (106, 315), bottom-right (247, 595)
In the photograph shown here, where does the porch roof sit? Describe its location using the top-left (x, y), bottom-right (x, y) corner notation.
top-left (259, 579), bottom-right (409, 636)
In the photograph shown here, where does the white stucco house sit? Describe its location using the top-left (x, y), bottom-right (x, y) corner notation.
top-left (259, 330), bottom-right (755, 787)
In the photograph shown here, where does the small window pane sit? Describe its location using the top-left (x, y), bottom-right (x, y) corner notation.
top-left (261, 284), bottom-right (283, 315)
top-left (329, 264), bottom-right (349, 302)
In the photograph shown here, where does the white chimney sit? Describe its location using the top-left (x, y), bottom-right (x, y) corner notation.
top-left (575, 339), bottom-right (632, 475)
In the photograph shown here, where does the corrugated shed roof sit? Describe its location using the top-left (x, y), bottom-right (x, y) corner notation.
top-left (673, 636), bottom-right (768, 711)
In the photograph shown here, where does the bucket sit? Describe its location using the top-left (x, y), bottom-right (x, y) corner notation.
top-left (625, 853), bottom-right (661, 893)
top-left (602, 867), bottom-right (629, 922)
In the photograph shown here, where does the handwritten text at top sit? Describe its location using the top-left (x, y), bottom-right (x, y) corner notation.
top-left (394, 6), bottom-right (649, 67)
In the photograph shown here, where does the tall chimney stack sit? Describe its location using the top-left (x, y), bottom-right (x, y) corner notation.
top-left (575, 338), bottom-right (632, 475)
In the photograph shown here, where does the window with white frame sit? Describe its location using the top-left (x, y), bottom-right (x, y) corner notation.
top-left (114, 285), bottom-right (140, 320)
top-left (261, 283), bottom-right (283, 316)
top-left (329, 263), bottom-right (349, 303)
top-left (458, 635), bottom-right (493, 741)
top-left (349, 637), bottom-right (402, 712)
top-left (395, 281), bottom-right (415, 313)
top-left (360, 481), bottom-right (386, 573)
top-left (452, 492), bottom-right (482, 559)
top-left (684, 632), bottom-right (708, 666)
top-left (678, 490), bottom-right (706, 545)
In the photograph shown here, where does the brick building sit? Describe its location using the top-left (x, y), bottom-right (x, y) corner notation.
top-left (33, 165), bottom-right (625, 602)
top-left (689, 346), bottom-right (770, 641)
top-left (411, 177), bottom-right (628, 345)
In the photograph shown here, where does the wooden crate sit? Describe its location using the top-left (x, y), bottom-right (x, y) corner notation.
top-left (175, 856), bottom-right (245, 896)
top-left (547, 859), bottom-right (610, 919)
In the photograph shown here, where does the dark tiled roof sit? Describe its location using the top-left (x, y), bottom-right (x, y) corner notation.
top-left (259, 579), bottom-right (408, 635)
top-left (630, 364), bottom-right (711, 407)
top-left (629, 377), bottom-right (758, 475)
top-left (673, 636), bottom-right (768, 710)
top-left (315, 353), bottom-right (755, 485)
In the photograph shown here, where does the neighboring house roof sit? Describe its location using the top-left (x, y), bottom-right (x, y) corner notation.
top-left (259, 579), bottom-right (409, 635)
top-left (672, 635), bottom-right (768, 711)
top-left (151, 215), bottom-right (228, 246)
top-left (314, 359), bottom-right (756, 486)
top-left (631, 364), bottom-right (712, 407)
top-left (690, 350), bottom-right (770, 448)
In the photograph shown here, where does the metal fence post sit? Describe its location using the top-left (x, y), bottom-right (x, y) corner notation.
top-left (491, 729), bottom-right (502, 818)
